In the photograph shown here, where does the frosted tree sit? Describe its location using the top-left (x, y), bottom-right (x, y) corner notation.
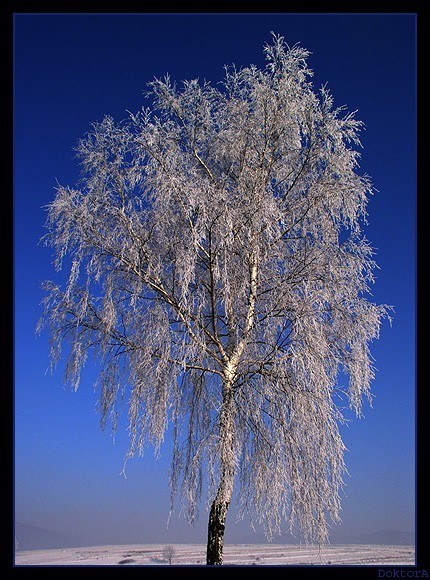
top-left (162, 545), bottom-right (176, 565)
top-left (39, 35), bottom-right (389, 565)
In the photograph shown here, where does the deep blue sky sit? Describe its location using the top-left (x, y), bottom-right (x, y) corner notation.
top-left (14, 12), bottom-right (416, 548)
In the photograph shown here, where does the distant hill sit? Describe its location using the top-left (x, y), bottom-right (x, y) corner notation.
top-left (368, 530), bottom-right (415, 545)
top-left (336, 530), bottom-right (415, 546)
top-left (15, 522), bottom-right (89, 551)
top-left (15, 522), bottom-right (414, 551)
top-left (236, 529), bottom-right (415, 546)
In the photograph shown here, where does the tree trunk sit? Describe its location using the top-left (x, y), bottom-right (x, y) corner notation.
top-left (206, 383), bottom-right (235, 565)
top-left (206, 497), bottom-right (230, 565)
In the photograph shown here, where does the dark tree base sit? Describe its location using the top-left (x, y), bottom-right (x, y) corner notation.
top-left (206, 499), bottom-right (230, 565)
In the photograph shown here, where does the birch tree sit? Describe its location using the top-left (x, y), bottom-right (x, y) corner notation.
top-left (39, 34), bottom-right (389, 565)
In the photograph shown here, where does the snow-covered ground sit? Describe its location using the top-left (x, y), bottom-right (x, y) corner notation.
top-left (15, 543), bottom-right (415, 566)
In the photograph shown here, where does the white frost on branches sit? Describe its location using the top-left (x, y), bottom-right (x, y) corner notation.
top-left (39, 34), bottom-right (390, 545)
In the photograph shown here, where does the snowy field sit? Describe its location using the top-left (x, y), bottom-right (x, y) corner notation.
top-left (15, 543), bottom-right (415, 566)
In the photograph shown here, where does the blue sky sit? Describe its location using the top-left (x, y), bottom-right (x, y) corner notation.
top-left (14, 12), bottom-right (416, 548)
